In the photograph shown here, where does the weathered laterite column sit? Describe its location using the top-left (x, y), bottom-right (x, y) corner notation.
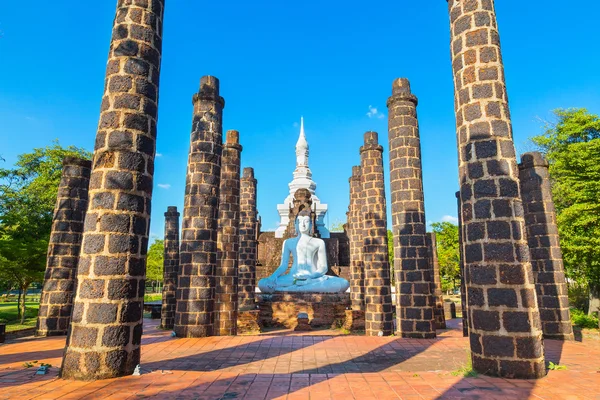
top-left (426, 232), bottom-right (447, 329)
top-left (61, 0), bottom-right (165, 380)
top-left (387, 78), bottom-right (436, 338)
top-left (238, 167), bottom-right (258, 308)
top-left (161, 206), bottom-right (180, 330)
top-left (519, 152), bottom-right (573, 340)
top-left (348, 166), bottom-right (365, 311)
top-left (175, 76), bottom-right (224, 338)
top-left (456, 191), bottom-right (469, 337)
top-left (36, 157), bottom-right (92, 337)
top-left (447, 0), bottom-right (545, 378)
top-left (215, 130), bottom-right (242, 336)
top-left (360, 132), bottom-right (394, 336)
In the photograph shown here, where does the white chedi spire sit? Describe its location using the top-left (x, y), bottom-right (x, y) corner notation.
top-left (295, 117), bottom-right (309, 167)
top-left (275, 117), bottom-right (330, 238)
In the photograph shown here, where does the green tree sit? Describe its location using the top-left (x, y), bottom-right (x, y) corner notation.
top-left (146, 239), bottom-right (164, 292)
top-left (431, 222), bottom-right (460, 293)
top-left (0, 141), bottom-right (91, 322)
top-left (531, 108), bottom-right (600, 315)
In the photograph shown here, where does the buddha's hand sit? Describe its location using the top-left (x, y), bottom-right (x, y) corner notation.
top-left (293, 271), bottom-right (312, 281)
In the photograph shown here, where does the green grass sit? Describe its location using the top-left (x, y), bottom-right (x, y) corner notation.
top-left (0, 302), bottom-right (39, 332)
top-left (144, 293), bottom-right (162, 302)
top-left (451, 350), bottom-right (478, 378)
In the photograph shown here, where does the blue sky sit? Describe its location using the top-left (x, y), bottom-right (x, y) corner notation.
top-left (1, 1), bottom-right (599, 240)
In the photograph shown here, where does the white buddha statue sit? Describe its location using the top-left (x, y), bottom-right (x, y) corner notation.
top-left (258, 210), bottom-right (350, 293)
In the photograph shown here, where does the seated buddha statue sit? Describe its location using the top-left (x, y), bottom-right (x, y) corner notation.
top-left (258, 210), bottom-right (350, 293)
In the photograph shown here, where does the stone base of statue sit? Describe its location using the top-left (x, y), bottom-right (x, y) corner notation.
top-left (237, 309), bottom-right (262, 335)
top-left (343, 309), bottom-right (365, 332)
top-left (258, 292), bottom-right (351, 329)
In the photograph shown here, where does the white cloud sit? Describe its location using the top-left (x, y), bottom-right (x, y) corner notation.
top-left (366, 105), bottom-right (385, 119)
top-left (156, 152), bottom-right (163, 157)
top-left (157, 183), bottom-right (171, 189)
top-left (441, 215), bottom-right (459, 224)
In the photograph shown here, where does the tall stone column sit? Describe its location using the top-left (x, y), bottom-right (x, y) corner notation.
top-left (426, 232), bottom-right (447, 329)
top-left (36, 157), bottom-right (91, 337)
top-left (387, 78), bottom-right (436, 338)
top-left (348, 166), bottom-right (365, 311)
top-left (456, 191), bottom-right (469, 337)
top-left (161, 206), bottom-right (180, 330)
top-left (215, 130), bottom-right (242, 336)
top-left (360, 132), bottom-right (394, 336)
top-left (238, 167), bottom-right (258, 308)
top-left (61, 0), bottom-right (165, 380)
top-left (175, 76), bottom-right (224, 338)
top-left (519, 152), bottom-right (573, 340)
top-left (447, 0), bottom-right (545, 378)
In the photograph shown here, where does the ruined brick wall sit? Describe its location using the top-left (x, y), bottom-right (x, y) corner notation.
top-left (360, 132), bottom-right (394, 336)
top-left (332, 232), bottom-right (350, 266)
top-left (238, 167), bottom-right (258, 308)
top-left (36, 157), bottom-right (91, 337)
top-left (348, 166), bottom-right (365, 310)
top-left (447, 0), bottom-right (545, 378)
top-left (387, 78), bottom-right (436, 338)
top-left (215, 130), bottom-right (242, 336)
top-left (161, 206), bottom-right (179, 330)
top-left (61, 0), bottom-right (165, 380)
top-left (175, 76), bottom-right (224, 338)
top-left (519, 152), bottom-right (573, 340)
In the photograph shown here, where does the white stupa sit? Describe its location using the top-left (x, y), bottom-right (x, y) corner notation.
top-left (275, 118), bottom-right (330, 238)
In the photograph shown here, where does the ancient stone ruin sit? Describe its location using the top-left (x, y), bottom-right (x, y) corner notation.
top-left (60, 0), bottom-right (165, 380)
top-left (33, 0), bottom-right (575, 383)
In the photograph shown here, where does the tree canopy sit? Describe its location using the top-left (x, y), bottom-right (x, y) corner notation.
top-left (0, 141), bottom-right (91, 319)
top-left (146, 239), bottom-right (164, 283)
top-left (531, 108), bottom-right (600, 308)
top-left (431, 222), bottom-right (460, 292)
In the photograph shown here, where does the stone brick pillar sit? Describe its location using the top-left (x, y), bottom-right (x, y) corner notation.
top-left (426, 232), bottom-right (447, 329)
top-left (456, 191), bottom-right (469, 337)
top-left (447, 0), bottom-right (545, 378)
top-left (215, 130), bottom-right (242, 336)
top-left (359, 132), bottom-right (394, 336)
top-left (161, 206), bottom-right (180, 330)
top-left (36, 157), bottom-right (92, 337)
top-left (348, 165), bottom-right (365, 311)
top-left (238, 167), bottom-right (258, 308)
top-left (519, 152), bottom-right (573, 340)
top-left (175, 76), bottom-right (224, 338)
top-left (61, 0), bottom-right (165, 380)
top-left (387, 78), bottom-right (436, 338)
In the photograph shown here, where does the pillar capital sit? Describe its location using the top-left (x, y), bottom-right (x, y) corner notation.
top-left (519, 152), bottom-right (549, 169)
top-left (192, 75), bottom-right (225, 107)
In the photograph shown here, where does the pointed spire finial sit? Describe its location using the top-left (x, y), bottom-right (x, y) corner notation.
top-left (295, 116), bottom-right (309, 167)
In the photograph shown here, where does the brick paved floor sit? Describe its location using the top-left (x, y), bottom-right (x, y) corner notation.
top-left (1, 319), bottom-right (599, 399)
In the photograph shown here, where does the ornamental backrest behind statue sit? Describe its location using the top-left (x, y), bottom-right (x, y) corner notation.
top-left (258, 210), bottom-right (350, 293)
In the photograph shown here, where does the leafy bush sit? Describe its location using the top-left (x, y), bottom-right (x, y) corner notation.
top-left (568, 283), bottom-right (589, 312)
top-left (570, 308), bottom-right (599, 329)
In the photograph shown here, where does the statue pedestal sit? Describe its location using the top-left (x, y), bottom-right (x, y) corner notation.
top-left (237, 310), bottom-right (262, 335)
top-left (258, 292), bottom-right (350, 329)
